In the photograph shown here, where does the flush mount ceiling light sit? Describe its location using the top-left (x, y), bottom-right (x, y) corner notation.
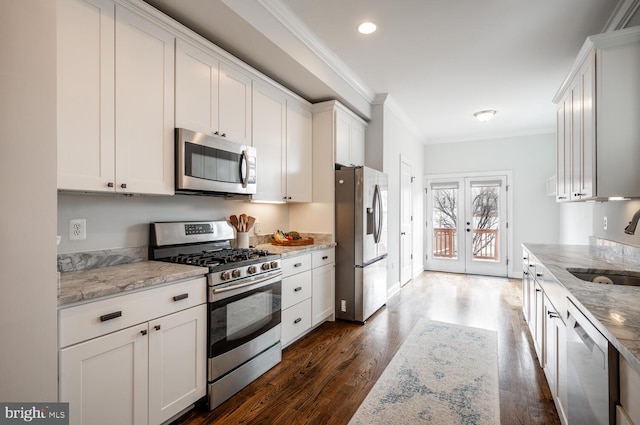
top-left (357, 22), bottom-right (377, 34)
top-left (474, 110), bottom-right (497, 122)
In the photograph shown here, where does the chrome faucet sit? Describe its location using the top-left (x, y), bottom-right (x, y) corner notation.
top-left (624, 209), bottom-right (640, 235)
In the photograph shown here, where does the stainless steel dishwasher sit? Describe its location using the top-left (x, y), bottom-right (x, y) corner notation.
top-left (566, 300), bottom-right (618, 425)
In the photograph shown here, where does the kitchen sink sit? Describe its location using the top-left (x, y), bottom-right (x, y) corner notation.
top-left (567, 268), bottom-right (640, 286)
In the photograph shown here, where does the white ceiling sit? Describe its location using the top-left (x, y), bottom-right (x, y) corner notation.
top-left (144, 0), bottom-right (621, 143)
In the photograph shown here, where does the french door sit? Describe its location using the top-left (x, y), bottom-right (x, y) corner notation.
top-left (426, 174), bottom-right (508, 276)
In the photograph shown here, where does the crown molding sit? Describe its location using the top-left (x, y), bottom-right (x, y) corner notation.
top-left (255, 0), bottom-right (376, 104)
top-left (424, 128), bottom-right (556, 145)
top-left (602, 0), bottom-right (640, 31)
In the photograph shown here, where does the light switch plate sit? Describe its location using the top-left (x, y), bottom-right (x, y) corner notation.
top-left (603, 216), bottom-right (608, 230)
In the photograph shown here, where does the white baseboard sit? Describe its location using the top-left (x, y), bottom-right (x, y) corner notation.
top-left (387, 281), bottom-right (401, 299)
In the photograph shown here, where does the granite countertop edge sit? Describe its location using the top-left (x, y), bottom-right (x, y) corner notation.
top-left (523, 243), bottom-right (640, 375)
top-left (58, 244), bottom-right (335, 306)
top-left (58, 261), bottom-right (209, 307)
top-left (254, 242), bottom-right (336, 258)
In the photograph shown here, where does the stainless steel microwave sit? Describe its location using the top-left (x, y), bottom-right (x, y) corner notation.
top-left (175, 128), bottom-right (256, 196)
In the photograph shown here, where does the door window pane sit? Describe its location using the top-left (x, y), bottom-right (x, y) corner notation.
top-left (470, 183), bottom-right (500, 261)
top-left (431, 184), bottom-right (458, 259)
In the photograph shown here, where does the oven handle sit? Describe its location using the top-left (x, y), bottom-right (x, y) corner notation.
top-left (212, 271), bottom-right (282, 294)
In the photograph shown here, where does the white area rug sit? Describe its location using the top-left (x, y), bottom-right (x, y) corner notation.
top-left (349, 320), bottom-right (500, 425)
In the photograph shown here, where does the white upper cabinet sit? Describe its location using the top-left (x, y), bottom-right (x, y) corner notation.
top-left (251, 81), bottom-right (287, 202)
top-left (285, 99), bottom-right (313, 202)
top-left (114, 5), bottom-right (175, 195)
top-left (554, 26), bottom-right (640, 200)
top-left (57, 0), bottom-right (115, 193)
top-left (175, 40), bottom-right (252, 145)
top-left (57, 0), bottom-right (174, 195)
top-left (335, 105), bottom-right (366, 167)
top-left (251, 80), bottom-right (312, 203)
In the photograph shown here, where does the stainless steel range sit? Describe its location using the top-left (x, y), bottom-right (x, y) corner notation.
top-left (149, 221), bottom-right (282, 410)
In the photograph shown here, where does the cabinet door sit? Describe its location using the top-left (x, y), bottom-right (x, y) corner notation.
top-left (578, 52), bottom-right (595, 199)
top-left (286, 100), bottom-right (313, 202)
top-left (148, 305), bottom-right (207, 425)
top-left (555, 101), bottom-right (569, 202)
top-left (543, 295), bottom-right (568, 425)
top-left (312, 263), bottom-right (334, 326)
top-left (175, 39), bottom-right (219, 135)
top-left (251, 82), bottom-right (286, 202)
top-left (57, 0), bottom-right (115, 192)
top-left (218, 63), bottom-right (252, 144)
top-left (115, 5), bottom-right (174, 195)
top-left (335, 112), bottom-right (352, 167)
top-left (350, 120), bottom-right (365, 167)
top-left (522, 262), bottom-right (531, 322)
top-left (60, 323), bottom-right (149, 425)
top-left (533, 282), bottom-right (544, 364)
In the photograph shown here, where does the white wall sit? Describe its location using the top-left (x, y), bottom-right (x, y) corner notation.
top-left (58, 194), bottom-right (290, 253)
top-left (0, 0), bottom-right (58, 401)
top-left (423, 133), bottom-right (560, 277)
top-left (558, 202), bottom-right (593, 244)
top-left (379, 102), bottom-right (425, 293)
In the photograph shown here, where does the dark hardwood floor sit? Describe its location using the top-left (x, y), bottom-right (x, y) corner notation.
top-left (174, 271), bottom-right (561, 425)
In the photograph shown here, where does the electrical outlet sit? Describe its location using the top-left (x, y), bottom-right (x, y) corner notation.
top-left (603, 216), bottom-right (608, 231)
top-left (69, 219), bottom-right (86, 241)
top-left (254, 220), bottom-right (262, 234)
top-left (341, 300), bottom-right (347, 312)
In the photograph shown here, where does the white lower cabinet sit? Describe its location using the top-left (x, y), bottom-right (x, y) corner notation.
top-left (543, 295), bottom-right (568, 425)
top-left (59, 277), bottom-right (207, 425)
top-left (311, 249), bottom-right (335, 326)
top-left (280, 248), bottom-right (335, 347)
top-left (619, 354), bottom-right (640, 425)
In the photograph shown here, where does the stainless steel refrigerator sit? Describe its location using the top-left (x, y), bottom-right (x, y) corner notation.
top-left (335, 166), bottom-right (388, 323)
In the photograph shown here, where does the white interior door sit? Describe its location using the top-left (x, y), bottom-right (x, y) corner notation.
top-left (400, 159), bottom-right (413, 286)
top-left (426, 174), bottom-right (508, 277)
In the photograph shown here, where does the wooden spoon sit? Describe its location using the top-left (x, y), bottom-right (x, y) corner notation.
top-left (247, 216), bottom-right (256, 231)
top-left (230, 215), bottom-right (238, 231)
top-left (239, 214), bottom-right (248, 232)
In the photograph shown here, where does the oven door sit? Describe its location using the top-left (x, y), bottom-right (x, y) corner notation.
top-left (176, 128), bottom-right (256, 195)
top-left (208, 272), bottom-right (281, 380)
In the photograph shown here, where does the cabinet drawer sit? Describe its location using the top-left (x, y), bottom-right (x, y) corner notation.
top-left (312, 248), bottom-right (335, 268)
top-left (59, 277), bottom-right (206, 348)
top-left (282, 254), bottom-right (311, 278)
top-left (281, 298), bottom-right (311, 347)
top-left (282, 270), bottom-right (312, 310)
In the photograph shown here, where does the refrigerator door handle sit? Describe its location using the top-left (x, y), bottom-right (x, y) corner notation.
top-left (373, 184), bottom-right (383, 243)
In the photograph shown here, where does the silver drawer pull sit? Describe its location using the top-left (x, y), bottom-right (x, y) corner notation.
top-left (100, 311), bottom-right (122, 322)
top-left (294, 263), bottom-right (302, 267)
top-left (294, 287), bottom-right (303, 292)
top-left (173, 293), bottom-right (189, 302)
top-left (294, 318), bottom-right (302, 324)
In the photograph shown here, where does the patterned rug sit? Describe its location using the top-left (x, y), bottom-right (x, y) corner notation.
top-left (348, 320), bottom-right (500, 425)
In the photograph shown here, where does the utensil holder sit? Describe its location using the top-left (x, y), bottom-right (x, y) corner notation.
top-left (236, 232), bottom-right (249, 249)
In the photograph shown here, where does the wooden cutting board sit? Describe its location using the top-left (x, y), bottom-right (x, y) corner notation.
top-left (271, 237), bottom-right (314, 246)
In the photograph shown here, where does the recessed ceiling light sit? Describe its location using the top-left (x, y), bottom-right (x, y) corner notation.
top-left (474, 110), bottom-right (497, 122)
top-left (358, 22), bottom-right (377, 35)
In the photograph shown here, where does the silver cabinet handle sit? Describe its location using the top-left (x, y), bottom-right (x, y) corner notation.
top-left (294, 287), bottom-right (302, 292)
top-left (294, 318), bottom-right (302, 324)
top-left (294, 263), bottom-right (302, 267)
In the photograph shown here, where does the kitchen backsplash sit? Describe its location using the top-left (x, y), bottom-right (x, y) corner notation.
top-left (58, 246), bottom-right (147, 272)
top-left (590, 236), bottom-right (640, 266)
top-left (59, 233), bottom-right (333, 272)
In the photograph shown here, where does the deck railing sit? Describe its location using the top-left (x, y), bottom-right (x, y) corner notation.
top-left (433, 228), bottom-right (499, 261)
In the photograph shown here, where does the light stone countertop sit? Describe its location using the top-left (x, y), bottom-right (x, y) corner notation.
top-left (254, 242), bottom-right (336, 258)
top-left (58, 261), bottom-right (209, 307)
top-left (523, 243), bottom-right (640, 374)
